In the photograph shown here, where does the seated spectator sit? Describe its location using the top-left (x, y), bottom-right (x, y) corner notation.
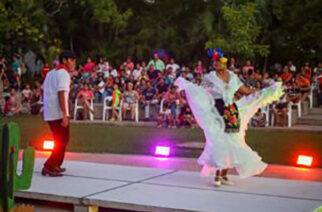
top-left (164, 85), bottom-right (181, 128)
top-left (94, 76), bottom-right (107, 103)
top-left (281, 66), bottom-right (293, 84)
top-left (156, 78), bottom-right (168, 101)
top-left (76, 83), bottom-right (94, 120)
top-left (22, 84), bottom-right (32, 103)
top-left (3, 92), bottom-right (21, 116)
top-left (273, 95), bottom-right (289, 126)
top-left (141, 81), bottom-right (158, 120)
top-left (125, 57), bottom-right (134, 71)
top-left (194, 60), bottom-right (203, 74)
top-left (122, 82), bottom-right (139, 121)
top-left (296, 69), bottom-right (311, 101)
top-left (157, 104), bottom-right (172, 128)
top-left (0, 64), bottom-right (4, 101)
top-left (242, 60), bottom-right (254, 76)
top-left (178, 103), bottom-right (194, 128)
top-left (251, 109), bottom-right (266, 127)
top-left (285, 81), bottom-right (301, 103)
top-left (109, 84), bottom-right (122, 121)
top-left (228, 58), bottom-right (240, 74)
top-left (317, 75), bottom-right (322, 107)
top-left (30, 88), bottom-right (43, 115)
top-left (284, 60), bottom-right (296, 75)
top-left (166, 58), bottom-right (180, 78)
top-left (133, 63), bottom-right (142, 81)
top-left (301, 62), bottom-right (312, 80)
top-left (185, 67), bottom-right (194, 81)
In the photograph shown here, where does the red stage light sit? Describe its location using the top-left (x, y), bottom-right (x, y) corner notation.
top-left (297, 155), bottom-right (313, 167)
top-left (43, 140), bottom-right (54, 150)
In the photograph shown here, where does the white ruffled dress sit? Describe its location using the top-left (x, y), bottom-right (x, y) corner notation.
top-left (175, 71), bottom-right (284, 178)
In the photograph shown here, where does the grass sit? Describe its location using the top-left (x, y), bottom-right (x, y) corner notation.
top-left (1, 115), bottom-right (322, 167)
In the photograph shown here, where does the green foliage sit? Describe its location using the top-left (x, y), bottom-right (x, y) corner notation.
top-left (0, 0), bottom-right (320, 65)
top-left (206, 2), bottom-right (269, 59)
top-left (0, 122), bottom-right (35, 211)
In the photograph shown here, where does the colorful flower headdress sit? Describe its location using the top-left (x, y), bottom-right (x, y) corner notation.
top-left (207, 48), bottom-right (228, 64)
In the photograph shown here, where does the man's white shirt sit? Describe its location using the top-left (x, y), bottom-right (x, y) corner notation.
top-left (43, 68), bottom-right (70, 121)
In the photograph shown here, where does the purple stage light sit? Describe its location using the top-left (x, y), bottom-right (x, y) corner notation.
top-left (155, 146), bottom-right (171, 157)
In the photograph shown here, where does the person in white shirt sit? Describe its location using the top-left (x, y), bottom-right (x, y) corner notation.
top-left (132, 63), bottom-right (142, 80)
top-left (166, 58), bottom-right (180, 78)
top-left (42, 51), bottom-right (76, 177)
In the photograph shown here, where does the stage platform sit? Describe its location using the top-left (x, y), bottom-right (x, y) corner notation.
top-left (16, 153), bottom-right (322, 212)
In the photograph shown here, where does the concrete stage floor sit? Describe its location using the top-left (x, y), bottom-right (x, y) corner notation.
top-left (16, 152), bottom-right (322, 212)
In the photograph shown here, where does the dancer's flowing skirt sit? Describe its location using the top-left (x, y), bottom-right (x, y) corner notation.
top-left (175, 78), bottom-right (284, 178)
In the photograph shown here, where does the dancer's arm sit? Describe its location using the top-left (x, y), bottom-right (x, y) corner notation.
top-left (239, 85), bottom-right (257, 95)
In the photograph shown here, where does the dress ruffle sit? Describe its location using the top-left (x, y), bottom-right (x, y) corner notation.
top-left (175, 77), bottom-right (284, 178)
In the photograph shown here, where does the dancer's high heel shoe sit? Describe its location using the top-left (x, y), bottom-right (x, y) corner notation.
top-left (213, 176), bottom-right (221, 187)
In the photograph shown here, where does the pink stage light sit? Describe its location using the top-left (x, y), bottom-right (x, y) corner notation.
top-left (43, 140), bottom-right (54, 151)
top-left (297, 155), bottom-right (313, 167)
top-left (155, 146), bottom-right (171, 157)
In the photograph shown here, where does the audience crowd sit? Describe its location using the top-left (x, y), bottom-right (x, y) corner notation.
top-left (1, 52), bottom-right (322, 128)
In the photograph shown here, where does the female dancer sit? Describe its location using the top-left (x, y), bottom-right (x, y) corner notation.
top-left (175, 50), bottom-right (283, 187)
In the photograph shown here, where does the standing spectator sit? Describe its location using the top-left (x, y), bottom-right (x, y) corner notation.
top-left (164, 85), bottom-right (181, 128)
top-left (313, 62), bottom-right (322, 78)
top-left (42, 51), bottom-right (76, 177)
top-left (83, 57), bottom-right (95, 74)
top-left (109, 65), bottom-right (118, 78)
top-left (142, 81), bottom-right (158, 120)
top-left (147, 53), bottom-right (165, 72)
top-left (41, 62), bottom-right (51, 79)
top-left (166, 58), bottom-right (180, 78)
top-left (11, 54), bottom-right (21, 88)
top-left (122, 83), bottom-right (139, 120)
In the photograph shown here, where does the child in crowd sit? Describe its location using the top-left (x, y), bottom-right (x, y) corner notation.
top-left (109, 84), bottom-right (121, 121)
top-left (157, 104), bottom-right (172, 128)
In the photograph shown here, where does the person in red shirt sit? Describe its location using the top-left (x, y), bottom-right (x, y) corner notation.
top-left (83, 57), bottom-right (95, 73)
top-left (41, 62), bottom-right (51, 79)
top-left (281, 66), bottom-right (293, 84)
top-left (301, 62), bottom-right (312, 81)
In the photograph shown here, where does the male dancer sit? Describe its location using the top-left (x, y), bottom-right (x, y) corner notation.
top-left (42, 51), bottom-right (76, 177)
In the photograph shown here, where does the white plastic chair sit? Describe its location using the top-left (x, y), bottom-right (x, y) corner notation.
top-left (308, 88), bottom-right (313, 108)
top-left (73, 99), bottom-right (94, 120)
top-left (159, 98), bottom-right (165, 113)
top-left (102, 96), bottom-right (122, 121)
top-left (120, 100), bottom-right (139, 122)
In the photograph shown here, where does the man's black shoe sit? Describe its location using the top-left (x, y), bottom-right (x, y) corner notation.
top-left (54, 167), bottom-right (66, 173)
top-left (41, 167), bottom-right (63, 177)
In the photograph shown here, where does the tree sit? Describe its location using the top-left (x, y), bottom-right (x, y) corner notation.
top-left (206, 2), bottom-right (269, 60)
